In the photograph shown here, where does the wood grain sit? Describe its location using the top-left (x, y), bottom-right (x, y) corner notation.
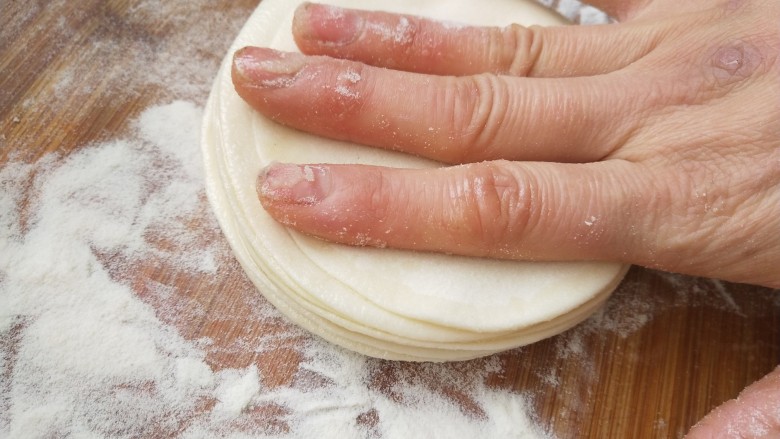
top-left (1, 1), bottom-right (778, 437)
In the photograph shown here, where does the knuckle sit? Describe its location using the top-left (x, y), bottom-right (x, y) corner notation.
top-left (693, 39), bottom-right (772, 103)
top-left (638, 37), bottom-right (775, 113)
top-left (449, 75), bottom-right (510, 163)
top-left (459, 162), bottom-right (535, 256)
top-left (705, 41), bottom-right (766, 87)
top-left (500, 24), bottom-right (543, 76)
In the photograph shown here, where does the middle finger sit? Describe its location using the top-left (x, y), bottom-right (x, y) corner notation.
top-left (232, 47), bottom-right (636, 164)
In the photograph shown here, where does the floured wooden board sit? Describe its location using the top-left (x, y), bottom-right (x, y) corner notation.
top-left (4, 1), bottom-right (778, 437)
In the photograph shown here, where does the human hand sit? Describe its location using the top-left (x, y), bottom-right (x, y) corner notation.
top-left (687, 365), bottom-right (780, 437)
top-left (230, 0), bottom-right (780, 434)
top-left (232, 0), bottom-right (779, 289)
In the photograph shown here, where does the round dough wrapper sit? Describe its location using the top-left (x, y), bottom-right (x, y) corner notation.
top-left (202, 0), bottom-right (629, 361)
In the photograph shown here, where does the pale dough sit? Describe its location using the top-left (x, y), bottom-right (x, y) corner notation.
top-left (202, 0), bottom-right (628, 361)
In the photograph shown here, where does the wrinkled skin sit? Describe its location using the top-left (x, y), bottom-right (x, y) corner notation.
top-left (231, 0), bottom-right (780, 435)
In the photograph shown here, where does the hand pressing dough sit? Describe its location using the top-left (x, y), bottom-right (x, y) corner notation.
top-left (202, 0), bottom-right (629, 361)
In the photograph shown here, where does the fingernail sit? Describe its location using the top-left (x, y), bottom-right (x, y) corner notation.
top-left (232, 47), bottom-right (306, 88)
top-left (294, 3), bottom-right (362, 46)
top-left (257, 163), bottom-right (331, 206)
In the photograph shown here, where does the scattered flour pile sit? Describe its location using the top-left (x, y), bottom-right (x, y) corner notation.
top-left (0, 101), bottom-right (550, 438)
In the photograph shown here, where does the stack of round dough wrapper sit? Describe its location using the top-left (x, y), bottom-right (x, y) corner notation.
top-left (202, 0), bottom-right (628, 361)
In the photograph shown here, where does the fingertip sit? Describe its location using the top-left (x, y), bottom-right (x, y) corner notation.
top-left (255, 163), bottom-right (400, 247)
top-left (231, 47), bottom-right (305, 86)
top-left (256, 162), bottom-right (332, 208)
top-left (292, 2), bottom-right (313, 44)
top-left (230, 46), bottom-right (256, 84)
top-left (292, 2), bottom-right (363, 49)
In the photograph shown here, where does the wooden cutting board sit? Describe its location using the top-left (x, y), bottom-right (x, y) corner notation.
top-left (1, 1), bottom-right (777, 437)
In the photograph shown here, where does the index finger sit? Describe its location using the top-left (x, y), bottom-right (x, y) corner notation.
top-left (231, 47), bottom-right (636, 164)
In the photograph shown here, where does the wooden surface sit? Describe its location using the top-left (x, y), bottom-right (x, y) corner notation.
top-left (1, 1), bottom-right (778, 437)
